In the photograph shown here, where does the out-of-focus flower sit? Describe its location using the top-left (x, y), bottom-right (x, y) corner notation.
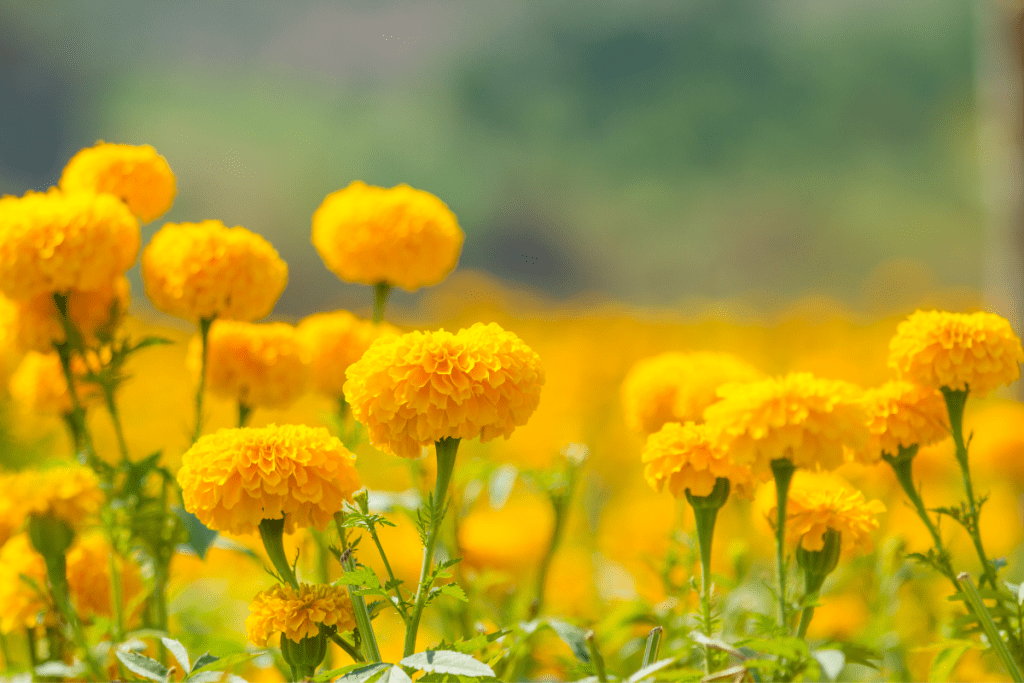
top-left (804, 591), bottom-right (871, 641)
top-left (59, 142), bottom-right (176, 223)
top-left (459, 496), bottom-right (554, 575)
top-left (66, 534), bottom-right (145, 624)
top-left (8, 351), bottom-right (101, 415)
top-left (11, 277), bottom-right (129, 353)
top-left (621, 351), bottom-right (763, 435)
top-left (15, 465), bottom-right (104, 530)
top-left (0, 189), bottom-right (139, 299)
top-left (641, 421), bottom-right (754, 498)
top-left (345, 322), bottom-right (544, 458)
top-left (177, 424), bottom-right (360, 535)
top-left (0, 474), bottom-right (23, 549)
top-left (888, 310), bottom-right (1024, 397)
top-left (0, 533), bottom-right (50, 633)
top-left (246, 583), bottom-right (355, 645)
top-left (860, 380), bottom-right (949, 461)
top-left (311, 181), bottom-right (464, 291)
top-left (297, 310), bottom-right (400, 399)
top-left (142, 220), bottom-right (287, 322)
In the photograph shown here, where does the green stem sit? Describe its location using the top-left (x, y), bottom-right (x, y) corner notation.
top-left (350, 500), bottom-right (408, 622)
top-left (103, 383), bottom-right (130, 462)
top-left (338, 542), bottom-right (383, 663)
top-left (61, 413), bottom-right (84, 461)
top-left (372, 283), bottom-right (392, 325)
top-left (771, 458), bottom-right (796, 632)
top-left (259, 517), bottom-right (299, 589)
top-left (52, 294), bottom-right (96, 467)
top-left (958, 572), bottom-right (1024, 682)
top-left (585, 630), bottom-right (608, 683)
top-left (108, 549), bottom-right (125, 642)
top-left (641, 627), bottom-right (663, 669)
top-left (41, 553), bottom-right (105, 680)
top-left (686, 478), bottom-right (729, 673)
top-left (531, 461), bottom-right (581, 618)
top-left (191, 317), bottom-right (214, 444)
top-left (25, 627), bottom-right (37, 670)
top-left (238, 402), bottom-right (252, 428)
top-left (328, 631), bottom-right (363, 663)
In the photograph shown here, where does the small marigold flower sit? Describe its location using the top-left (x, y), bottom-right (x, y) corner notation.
top-left (888, 310), bottom-right (1024, 397)
top-left (177, 424), bottom-right (361, 535)
top-left (459, 497), bottom-right (554, 574)
top-left (10, 277), bottom-right (129, 353)
top-left (187, 321), bottom-right (310, 410)
top-left (14, 465), bottom-right (104, 530)
top-left (8, 351), bottom-right (101, 415)
top-left (704, 372), bottom-right (868, 476)
top-left (641, 421), bottom-right (754, 499)
top-left (297, 310), bottom-right (400, 398)
top-left (344, 322), bottom-right (544, 459)
top-left (59, 142), bottom-right (176, 223)
top-left (66, 534), bottom-right (145, 624)
top-left (0, 534), bottom-right (50, 634)
top-left (246, 582), bottom-right (356, 646)
top-left (861, 380), bottom-right (949, 461)
top-left (311, 181), bottom-right (464, 291)
top-left (142, 220), bottom-right (288, 323)
top-left (0, 189), bottom-right (140, 300)
top-left (621, 351), bottom-right (764, 435)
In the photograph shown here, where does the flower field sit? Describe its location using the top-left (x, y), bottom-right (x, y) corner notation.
top-left (0, 142), bottom-right (1024, 682)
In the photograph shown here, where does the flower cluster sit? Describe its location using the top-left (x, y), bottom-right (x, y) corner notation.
top-left (246, 583), bottom-right (356, 645)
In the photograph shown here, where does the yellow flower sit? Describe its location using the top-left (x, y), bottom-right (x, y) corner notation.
top-left (142, 220), bottom-right (288, 322)
top-left (888, 310), bottom-right (1024, 397)
top-left (861, 380), bottom-right (949, 461)
top-left (311, 181), bottom-right (464, 290)
top-left (66, 534), bottom-right (145, 624)
top-left (621, 351), bottom-right (764, 434)
top-left (297, 310), bottom-right (400, 399)
top-left (177, 424), bottom-right (361, 535)
top-left (59, 142), bottom-right (176, 223)
top-left (246, 582), bottom-right (355, 645)
top-left (704, 372), bottom-right (868, 476)
top-left (10, 277), bottom-right (129, 353)
top-left (8, 351), bottom-right (101, 415)
top-left (0, 534), bottom-right (50, 633)
top-left (0, 189), bottom-right (140, 299)
top-left (0, 474), bottom-right (23, 549)
top-left (15, 465), bottom-right (104, 530)
top-left (344, 322), bottom-right (544, 458)
top-left (188, 321), bottom-right (310, 410)
top-left (458, 496), bottom-right (554, 575)
top-left (641, 421), bottom-right (754, 498)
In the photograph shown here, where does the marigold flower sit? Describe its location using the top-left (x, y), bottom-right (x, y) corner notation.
top-left (888, 310), bottom-right (1024, 397)
top-left (0, 534), bottom-right (50, 633)
top-left (344, 322), bottom-right (544, 459)
top-left (311, 181), bottom-right (464, 291)
top-left (142, 220), bottom-right (288, 322)
top-left (246, 582), bottom-right (355, 645)
top-left (704, 372), bottom-right (868, 476)
top-left (459, 497), bottom-right (554, 574)
top-left (0, 473), bottom-right (25, 549)
top-left (10, 277), bottom-right (129, 353)
top-left (861, 380), bottom-right (949, 461)
top-left (66, 534), bottom-right (145, 623)
top-left (297, 310), bottom-right (400, 398)
top-left (177, 424), bottom-right (360, 535)
top-left (59, 142), bottom-right (176, 223)
top-left (641, 421), bottom-right (754, 499)
top-left (8, 351), bottom-right (100, 415)
top-left (187, 321), bottom-right (309, 410)
top-left (621, 351), bottom-right (764, 434)
top-left (0, 189), bottom-right (140, 299)
top-left (14, 465), bottom-right (104, 530)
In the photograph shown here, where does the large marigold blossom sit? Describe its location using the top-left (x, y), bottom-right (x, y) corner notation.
top-left (703, 372), bottom-right (869, 476)
top-left (142, 220), bottom-right (288, 322)
top-left (621, 351), bottom-right (764, 435)
top-left (10, 277), bottom-right (129, 353)
top-left (641, 421), bottom-right (754, 498)
top-left (297, 310), bottom-right (400, 398)
top-left (0, 189), bottom-right (140, 300)
top-left (861, 380), bottom-right (949, 461)
top-left (311, 181), bottom-right (464, 291)
top-left (59, 142), bottom-right (176, 223)
top-left (177, 424), bottom-right (361, 535)
top-left (344, 322), bottom-right (544, 459)
top-left (0, 534), bottom-right (50, 634)
top-left (888, 310), bottom-right (1024, 397)
top-left (246, 583), bottom-right (355, 645)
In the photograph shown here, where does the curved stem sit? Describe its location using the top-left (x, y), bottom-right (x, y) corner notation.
top-left (372, 283), bottom-right (392, 324)
top-left (53, 294), bottom-right (95, 466)
top-left (191, 317), bottom-right (214, 444)
top-left (771, 458), bottom-right (796, 632)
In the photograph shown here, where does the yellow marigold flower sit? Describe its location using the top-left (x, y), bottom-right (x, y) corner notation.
top-left (177, 424), bottom-right (360, 535)
top-left (459, 497), bottom-right (554, 574)
top-left (187, 321), bottom-right (309, 410)
top-left (621, 351), bottom-right (764, 435)
top-left (66, 534), bottom-right (145, 624)
top-left (861, 380), bottom-right (949, 461)
top-left (15, 465), bottom-right (103, 530)
top-left (297, 310), bottom-right (400, 398)
top-left (641, 421), bottom-right (754, 499)
top-left (0, 534), bottom-right (50, 634)
top-left (246, 582), bottom-right (355, 645)
top-left (704, 372), bottom-right (868, 476)
top-left (142, 220), bottom-right (288, 322)
top-left (10, 277), bottom-right (129, 353)
top-left (8, 351), bottom-right (101, 415)
top-left (311, 181), bottom-right (464, 291)
top-left (59, 142), bottom-right (176, 223)
top-left (0, 189), bottom-right (140, 299)
top-left (344, 322), bottom-right (544, 459)
top-left (888, 310), bottom-right (1024, 397)
top-left (0, 473), bottom-right (25, 549)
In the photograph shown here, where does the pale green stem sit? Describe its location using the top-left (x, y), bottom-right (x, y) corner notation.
top-left (191, 317), bottom-right (214, 444)
top-left (372, 283), bottom-right (392, 324)
top-left (771, 458), bottom-right (796, 632)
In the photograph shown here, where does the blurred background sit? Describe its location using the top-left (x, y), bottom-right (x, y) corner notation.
top-left (1, 0), bottom-right (1021, 324)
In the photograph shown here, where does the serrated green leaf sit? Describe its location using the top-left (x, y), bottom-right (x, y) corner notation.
top-left (338, 567), bottom-right (383, 588)
top-left (399, 650), bottom-right (495, 677)
top-left (547, 619), bottom-right (590, 663)
top-left (436, 583), bottom-right (469, 602)
top-left (117, 650), bottom-right (170, 682)
top-left (161, 637), bottom-right (190, 673)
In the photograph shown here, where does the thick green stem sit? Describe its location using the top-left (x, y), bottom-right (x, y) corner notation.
top-left (191, 317), bottom-right (214, 444)
top-left (339, 544), bottom-right (383, 663)
top-left (686, 477), bottom-right (729, 673)
top-left (771, 458), bottom-right (796, 632)
top-left (238, 402), bottom-right (253, 428)
top-left (372, 283), bottom-right (392, 324)
top-left (641, 627), bottom-right (663, 669)
top-left (586, 630), bottom-right (608, 682)
top-left (795, 529), bottom-right (840, 640)
top-left (959, 573), bottom-right (1024, 682)
top-left (108, 549), bottom-right (125, 642)
top-left (259, 517), bottom-right (299, 589)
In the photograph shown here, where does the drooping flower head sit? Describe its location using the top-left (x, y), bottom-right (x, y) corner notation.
top-left (888, 310), bottom-right (1024, 397)
top-left (311, 181), bottom-right (464, 291)
top-left (59, 142), bottom-right (176, 223)
top-left (297, 310), bottom-right (400, 399)
top-left (641, 421), bottom-right (754, 499)
top-left (344, 322), bottom-right (544, 458)
top-left (10, 277), bottom-right (129, 353)
top-left (0, 189), bottom-right (140, 299)
top-left (861, 380), bottom-right (949, 461)
top-left (246, 583), bottom-right (355, 646)
top-left (8, 351), bottom-right (102, 416)
top-left (703, 372), bottom-right (869, 477)
top-left (142, 220), bottom-right (288, 322)
top-left (177, 424), bottom-right (360, 535)
top-left (621, 351), bottom-right (764, 435)
top-left (187, 321), bottom-right (309, 410)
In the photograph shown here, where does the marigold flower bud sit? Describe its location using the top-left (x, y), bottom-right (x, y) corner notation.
top-left (59, 141), bottom-right (176, 223)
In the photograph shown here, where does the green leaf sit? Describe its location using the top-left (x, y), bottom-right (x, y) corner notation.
top-left (400, 650), bottom-right (496, 677)
top-left (312, 662), bottom-right (365, 682)
top-left (441, 630), bottom-right (511, 654)
top-left (929, 642), bottom-right (974, 682)
top-left (35, 661), bottom-right (86, 678)
top-left (812, 649), bottom-right (845, 682)
top-left (186, 671), bottom-right (228, 683)
top-left (175, 508), bottom-right (218, 560)
top-left (435, 583), bottom-right (469, 602)
top-left (830, 642), bottom-right (881, 671)
top-left (117, 650), bottom-right (170, 682)
top-left (161, 637), bottom-right (190, 673)
top-left (547, 619), bottom-right (591, 663)
top-left (338, 567), bottom-right (383, 588)
top-left (334, 662), bottom-right (399, 683)
top-left (188, 650), bottom-right (264, 677)
top-left (738, 637), bottom-right (809, 662)
top-left (189, 652), bottom-right (219, 674)
top-left (627, 657), bottom-right (674, 683)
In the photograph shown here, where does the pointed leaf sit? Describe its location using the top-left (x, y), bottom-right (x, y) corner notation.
top-left (161, 637), bottom-right (191, 673)
top-left (627, 657), bottom-right (675, 683)
top-left (190, 652), bottom-right (219, 674)
top-left (188, 650), bottom-right (264, 677)
top-left (399, 650), bottom-right (495, 677)
top-left (547, 619), bottom-right (590, 663)
top-left (186, 672), bottom-right (228, 683)
top-left (335, 662), bottom-right (394, 683)
top-left (35, 661), bottom-right (86, 678)
top-left (929, 643), bottom-right (973, 682)
top-left (436, 583), bottom-right (468, 602)
top-left (117, 650), bottom-right (170, 682)
top-left (812, 649), bottom-right (845, 682)
top-left (176, 508), bottom-right (218, 559)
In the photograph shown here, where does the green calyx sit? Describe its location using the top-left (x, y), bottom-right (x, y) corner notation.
top-left (28, 514), bottom-right (75, 561)
top-left (796, 528), bottom-right (842, 594)
top-left (279, 628), bottom-right (329, 678)
top-left (685, 477), bottom-right (730, 511)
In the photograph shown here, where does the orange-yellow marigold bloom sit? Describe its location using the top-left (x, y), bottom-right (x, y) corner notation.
top-left (861, 380), bottom-right (949, 461)
top-left (8, 351), bottom-right (100, 415)
top-left (59, 142), bottom-right (176, 223)
top-left (0, 189), bottom-right (140, 299)
top-left (246, 582), bottom-right (355, 645)
top-left (704, 372), bottom-right (869, 476)
top-left (177, 424), bottom-right (361, 535)
top-left (311, 181), bottom-right (464, 291)
top-left (66, 534), bottom-right (145, 624)
top-left (142, 220), bottom-right (288, 322)
top-left (188, 321), bottom-right (309, 410)
top-left (10, 277), bottom-right (129, 353)
top-left (641, 421), bottom-right (754, 499)
top-left (888, 310), bottom-right (1024, 397)
top-left (297, 310), bottom-right (400, 398)
top-left (0, 534), bottom-right (50, 633)
top-left (15, 465), bottom-right (104, 530)
top-left (344, 322), bottom-right (544, 459)
top-left (621, 351), bottom-right (764, 434)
